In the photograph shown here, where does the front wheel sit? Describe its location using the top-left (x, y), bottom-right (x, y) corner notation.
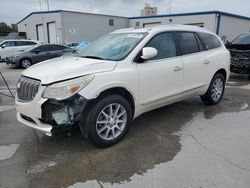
top-left (20, 59), bottom-right (32, 69)
top-left (80, 95), bottom-right (133, 148)
top-left (201, 73), bottom-right (225, 105)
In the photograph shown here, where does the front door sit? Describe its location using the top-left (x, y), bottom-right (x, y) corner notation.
top-left (136, 32), bottom-right (183, 109)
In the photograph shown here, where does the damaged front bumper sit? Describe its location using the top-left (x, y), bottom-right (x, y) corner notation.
top-left (230, 49), bottom-right (250, 74)
top-left (16, 94), bottom-right (87, 136)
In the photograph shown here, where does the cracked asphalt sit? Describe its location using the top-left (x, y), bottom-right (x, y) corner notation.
top-left (0, 63), bottom-right (250, 188)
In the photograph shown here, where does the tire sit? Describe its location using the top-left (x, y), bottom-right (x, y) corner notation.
top-left (80, 94), bottom-right (133, 148)
top-left (20, 59), bottom-right (32, 69)
top-left (201, 73), bottom-right (225, 105)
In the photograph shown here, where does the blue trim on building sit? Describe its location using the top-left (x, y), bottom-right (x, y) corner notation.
top-left (17, 10), bottom-right (63, 24)
top-left (216, 14), bottom-right (221, 35)
top-left (129, 10), bottom-right (250, 21)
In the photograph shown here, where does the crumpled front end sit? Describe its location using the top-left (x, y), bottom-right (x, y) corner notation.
top-left (230, 49), bottom-right (250, 74)
top-left (15, 76), bottom-right (88, 136)
top-left (41, 95), bottom-right (87, 134)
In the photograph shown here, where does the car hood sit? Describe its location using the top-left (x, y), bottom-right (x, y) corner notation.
top-left (22, 56), bottom-right (117, 84)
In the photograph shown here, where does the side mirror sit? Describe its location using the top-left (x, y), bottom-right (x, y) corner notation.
top-left (141, 47), bottom-right (158, 60)
top-left (1, 44), bottom-right (6, 49)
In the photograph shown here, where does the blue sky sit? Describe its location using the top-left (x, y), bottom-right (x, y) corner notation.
top-left (0, 0), bottom-right (250, 24)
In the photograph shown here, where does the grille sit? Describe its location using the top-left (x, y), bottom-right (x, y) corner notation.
top-left (17, 76), bottom-right (41, 101)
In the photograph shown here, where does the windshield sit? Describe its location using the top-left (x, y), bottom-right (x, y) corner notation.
top-left (232, 34), bottom-right (250, 45)
top-left (76, 33), bottom-right (147, 61)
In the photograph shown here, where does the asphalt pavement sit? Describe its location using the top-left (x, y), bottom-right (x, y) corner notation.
top-left (0, 63), bottom-right (250, 188)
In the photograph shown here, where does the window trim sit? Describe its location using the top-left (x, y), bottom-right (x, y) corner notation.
top-left (196, 32), bottom-right (222, 51)
top-left (133, 31), bottom-right (179, 63)
top-left (175, 31), bottom-right (201, 56)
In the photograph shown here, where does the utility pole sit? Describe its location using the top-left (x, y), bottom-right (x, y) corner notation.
top-left (46, 0), bottom-right (50, 11)
top-left (169, 0), bottom-right (172, 15)
top-left (39, 1), bottom-right (42, 11)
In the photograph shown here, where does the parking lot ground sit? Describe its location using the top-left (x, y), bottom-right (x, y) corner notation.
top-left (0, 63), bottom-right (250, 188)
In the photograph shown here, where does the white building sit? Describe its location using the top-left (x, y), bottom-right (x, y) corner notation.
top-left (129, 11), bottom-right (250, 41)
top-left (17, 10), bottom-right (250, 43)
top-left (140, 3), bottom-right (157, 16)
top-left (17, 10), bottom-right (129, 44)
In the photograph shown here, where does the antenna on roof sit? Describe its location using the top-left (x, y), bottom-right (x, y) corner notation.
top-left (39, 1), bottom-right (42, 11)
top-left (46, 0), bottom-right (50, 11)
top-left (169, 0), bottom-right (172, 15)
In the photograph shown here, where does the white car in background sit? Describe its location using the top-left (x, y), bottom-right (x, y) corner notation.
top-left (15, 25), bottom-right (230, 147)
top-left (0, 39), bottom-right (40, 61)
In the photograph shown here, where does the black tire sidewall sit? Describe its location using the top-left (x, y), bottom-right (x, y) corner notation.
top-left (206, 73), bottom-right (225, 104)
top-left (85, 95), bottom-right (133, 147)
top-left (21, 59), bottom-right (31, 69)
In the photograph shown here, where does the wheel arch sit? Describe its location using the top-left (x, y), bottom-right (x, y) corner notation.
top-left (214, 68), bottom-right (227, 80)
top-left (85, 87), bottom-right (136, 118)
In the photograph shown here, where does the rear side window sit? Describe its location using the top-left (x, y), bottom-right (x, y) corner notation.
top-left (49, 45), bottom-right (65, 51)
top-left (176, 32), bottom-right (200, 55)
top-left (146, 32), bottom-right (177, 60)
top-left (198, 32), bottom-right (221, 50)
top-left (15, 41), bottom-right (37, 46)
top-left (35, 45), bottom-right (51, 52)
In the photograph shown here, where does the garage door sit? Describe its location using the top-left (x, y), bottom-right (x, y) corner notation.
top-left (36, 24), bottom-right (45, 43)
top-left (47, 22), bottom-right (57, 44)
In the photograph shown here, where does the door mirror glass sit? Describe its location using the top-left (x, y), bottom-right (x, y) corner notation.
top-left (141, 47), bottom-right (158, 60)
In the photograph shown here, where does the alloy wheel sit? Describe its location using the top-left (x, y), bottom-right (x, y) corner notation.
top-left (96, 103), bottom-right (127, 141)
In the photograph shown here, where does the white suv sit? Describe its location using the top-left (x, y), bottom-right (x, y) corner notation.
top-left (0, 39), bottom-right (40, 61)
top-left (15, 25), bottom-right (230, 147)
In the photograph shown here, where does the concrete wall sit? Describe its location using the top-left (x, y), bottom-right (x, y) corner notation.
top-left (61, 11), bottom-right (129, 43)
top-left (219, 15), bottom-right (250, 41)
top-left (129, 14), bottom-right (217, 33)
top-left (17, 12), bottom-right (62, 44)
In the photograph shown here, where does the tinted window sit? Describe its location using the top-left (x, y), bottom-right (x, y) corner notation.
top-left (176, 32), bottom-right (200, 55)
top-left (15, 41), bottom-right (36, 46)
top-left (35, 45), bottom-right (65, 52)
top-left (198, 32), bottom-right (221, 50)
top-left (146, 32), bottom-right (177, 60)
top-left (48, 45), bottom-right (65, 51)
top-left (35, 45), bottom-right (51, 52)
top-left (2, 41), bottom-right (15, 47)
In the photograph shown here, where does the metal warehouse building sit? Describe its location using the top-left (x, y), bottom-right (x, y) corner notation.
top-left (129, 11), bottom-right (250, 42)
top-left (17, 10), bottom-right (250, 44)
top-left (17, 10), bottom-right (129, 44)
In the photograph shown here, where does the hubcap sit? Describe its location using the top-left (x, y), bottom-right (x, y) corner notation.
top-left (96, 103), bottom-right (127, 141)
top-left (211, 78), bottom-right (223, 101)
top-left (22, 60), bottom-right (31, 68)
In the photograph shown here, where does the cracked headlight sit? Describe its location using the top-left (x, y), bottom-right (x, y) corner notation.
top-left (43, 75), bottom-right (94, 100)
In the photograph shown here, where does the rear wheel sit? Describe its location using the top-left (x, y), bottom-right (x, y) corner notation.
top-left (20, 59), bottom-right (32, 69)
top-left (201, 73), bottom-right (225, 105)
top-left (80, 95), bottom-right (132, 148)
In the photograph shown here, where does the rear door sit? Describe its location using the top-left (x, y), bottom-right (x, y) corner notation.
top-left (136, 32), bottom-right (184, 109)
top-left (175, 32), bottom-right (207, 95)
top-left (31, 45), bottom-right (52, 63)
top-left (46, 45), bottom-right (67, 58)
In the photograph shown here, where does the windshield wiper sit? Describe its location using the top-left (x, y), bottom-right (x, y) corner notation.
top-left (81, 55), bottom-right (104, 60)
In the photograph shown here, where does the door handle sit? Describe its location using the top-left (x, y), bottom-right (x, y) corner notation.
top-left (204, 60), bottom-right (211, 65)
top-left (173, 66), bottom-right (182, 72)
